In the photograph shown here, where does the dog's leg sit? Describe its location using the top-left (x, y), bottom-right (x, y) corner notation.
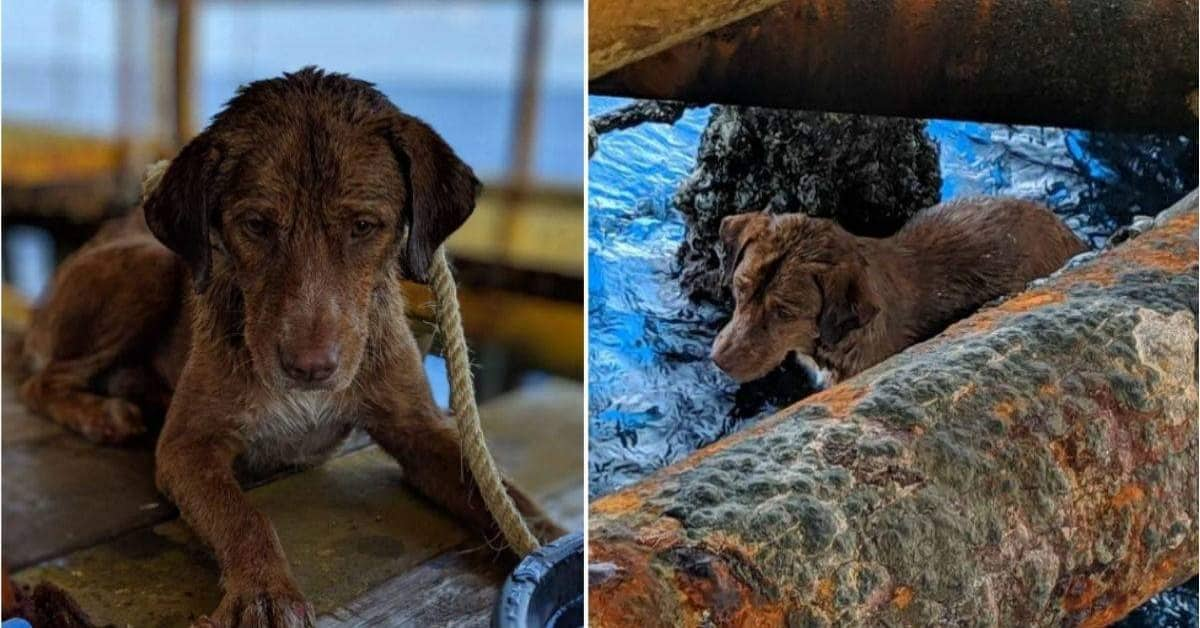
top-left (156, 380), bottom-right (313, 628)
top-left (20, 356), bottom-right (146, 444)
top-left (21, 240), bottom-right (182, 444)
top-left (362, 347), bottom-right (565, 553)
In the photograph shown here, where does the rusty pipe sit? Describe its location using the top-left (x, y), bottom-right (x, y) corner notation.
top-left (589, 193), bottom-right (1199, 626)
top-left (589, 0), bottom-right (788, 78)
top-left (591, 0), bottom-right (1199, 133)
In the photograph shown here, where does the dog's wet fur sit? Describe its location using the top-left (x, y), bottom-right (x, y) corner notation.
top-left (20, 68), bottom-right (562, 627)
top-left (712, 197), bottom-right (1087, 385)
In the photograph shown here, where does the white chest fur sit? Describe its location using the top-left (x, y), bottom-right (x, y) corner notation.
top-left (238, 391), bottom-right (356, 475)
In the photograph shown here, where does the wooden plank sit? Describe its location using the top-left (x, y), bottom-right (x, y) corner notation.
top-left (9, 379), bottom-right (583, 625)
top-left (474, 378), bottom-right (584, 507)
top-left (13, 447), bottom-right (472, 626)
top-left (317, 547), bottom-right (506, 628)
top-left (312, 379), bottom-right (585, 626)
top-left (0, 333), bottom-right (168, 570)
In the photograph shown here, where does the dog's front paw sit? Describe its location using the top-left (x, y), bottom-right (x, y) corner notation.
top-left (194, 584), bottom-right (314, 628)
top-left (90, 398), bottom-right (147, 444)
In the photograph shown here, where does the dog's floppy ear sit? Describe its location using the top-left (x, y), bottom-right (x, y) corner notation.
top-left (718, 213), bottom-right (761, 255)
top-left (719, 212), bottom-right (768, 283)
top-left (144, 133), bottom-right (226, 293)
top-left (817, 263), bottom-right (879, 347)
top-left (385, 113), bottom-right (480, 282)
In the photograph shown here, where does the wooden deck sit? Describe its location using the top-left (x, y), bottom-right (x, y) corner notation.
top-left (2, 330), bottom-right (583, 626)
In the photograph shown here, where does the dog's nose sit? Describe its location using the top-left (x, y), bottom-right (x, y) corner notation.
top-left (280, 343), bottom-right (339, 384)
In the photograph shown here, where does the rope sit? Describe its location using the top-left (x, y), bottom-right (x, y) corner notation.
top-left (428, 247), bottom-right (540, 556)
top-left (140, 160), bottom-right (539, 556)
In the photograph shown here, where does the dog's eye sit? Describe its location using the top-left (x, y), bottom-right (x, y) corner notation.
top-left (242, 215), bottom-right (273, 238)
top-left (351, 219), bottom-right (379, 239)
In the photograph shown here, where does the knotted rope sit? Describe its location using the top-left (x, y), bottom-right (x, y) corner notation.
top-left (141, 160), bottom-right (539, 556)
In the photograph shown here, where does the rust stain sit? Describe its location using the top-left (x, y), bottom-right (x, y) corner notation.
top-left (999, 291), bottom-right (1064, 312)
top-left (1064, 578), bottom-right (1102, 612)
top-left (1048, 441), bottom-right (1070, 469)
top-left (588, 541), bottom-right (670, 626)
top-left (812, 383), bottom-right (868, 417)
top-left (1078, 557), bottom-right (1181, 628)
top-left (994, 400), bottom-right (1017, 421)
top-left (1072, 555), bottom-right (1184, 627)
top-left (1110, 483), bottom-right (1145, 508)
top-left (592, 491), bottom-right (645, 516)
top-left (815, 578), bottom-right (835, 605)
top-left (892, 585), bottom-right (914, 610)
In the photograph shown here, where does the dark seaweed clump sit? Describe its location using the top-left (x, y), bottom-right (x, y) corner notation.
top-left (1062, 132), bottom-right (1197, 236)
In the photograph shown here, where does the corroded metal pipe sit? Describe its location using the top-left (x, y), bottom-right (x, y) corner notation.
top-left (591, 0), bottom-right (1199, 133)
top-left (589, 0), bottom-right (788, 78)
top-left (589, 194), bottom-right (1199, 626)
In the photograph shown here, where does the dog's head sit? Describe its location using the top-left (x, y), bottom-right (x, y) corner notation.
top-left (144, 67), bottom-right (478, 392)
top-left (711, 212), bottom-right (878, 383)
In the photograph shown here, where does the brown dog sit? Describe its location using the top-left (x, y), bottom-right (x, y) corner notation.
top-left (711, 197), bottom-right (1086, 384)
top-left (20, 68), bottom-right (562, 627)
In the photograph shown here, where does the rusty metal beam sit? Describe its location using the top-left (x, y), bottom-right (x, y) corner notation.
top-left (591, 0), bottom-right (1199, 133)
top-left (589, 0), bottom-right (787, 78)
top-left (588, 193), bottom-right (1199, 626)
top-left (172, 0), bottom-right (195, 147)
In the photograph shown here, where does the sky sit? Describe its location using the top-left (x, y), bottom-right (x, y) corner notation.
top-left (2, 0), bottom-right (583, 89)
top-left (0, 0), bottom-right (585, 183)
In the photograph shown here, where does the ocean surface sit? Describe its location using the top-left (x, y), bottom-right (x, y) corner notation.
top-left (587, 95), bottom-right (1197, 624)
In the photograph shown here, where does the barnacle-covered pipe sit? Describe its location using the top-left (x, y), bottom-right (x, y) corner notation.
top-left (588, 193), bottom-right (1199, 626)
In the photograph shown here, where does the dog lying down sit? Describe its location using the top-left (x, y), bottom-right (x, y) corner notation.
top-left (20, 68), bottom-right (562, 627)
top-left (712, 197), bottom-right (1087, 386)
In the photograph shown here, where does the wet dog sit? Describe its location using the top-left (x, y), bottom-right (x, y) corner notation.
top-left (711, 197), bottom-right (1086, 385)
top-left (20, 68), bottom-right (562, 627)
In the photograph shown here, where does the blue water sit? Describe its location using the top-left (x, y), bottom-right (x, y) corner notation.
top-left (587, 96), bottom-right (1196, 622)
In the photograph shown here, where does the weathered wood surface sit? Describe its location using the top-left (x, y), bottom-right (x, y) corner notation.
top-left (589, 197), bottom-right (1198, 626)
top-left (8, 371), bottom-right (582, 626)
top-left (317, 546), bottom-right (507, 627)
top-left (1, 333), bottom-right (167, 569)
